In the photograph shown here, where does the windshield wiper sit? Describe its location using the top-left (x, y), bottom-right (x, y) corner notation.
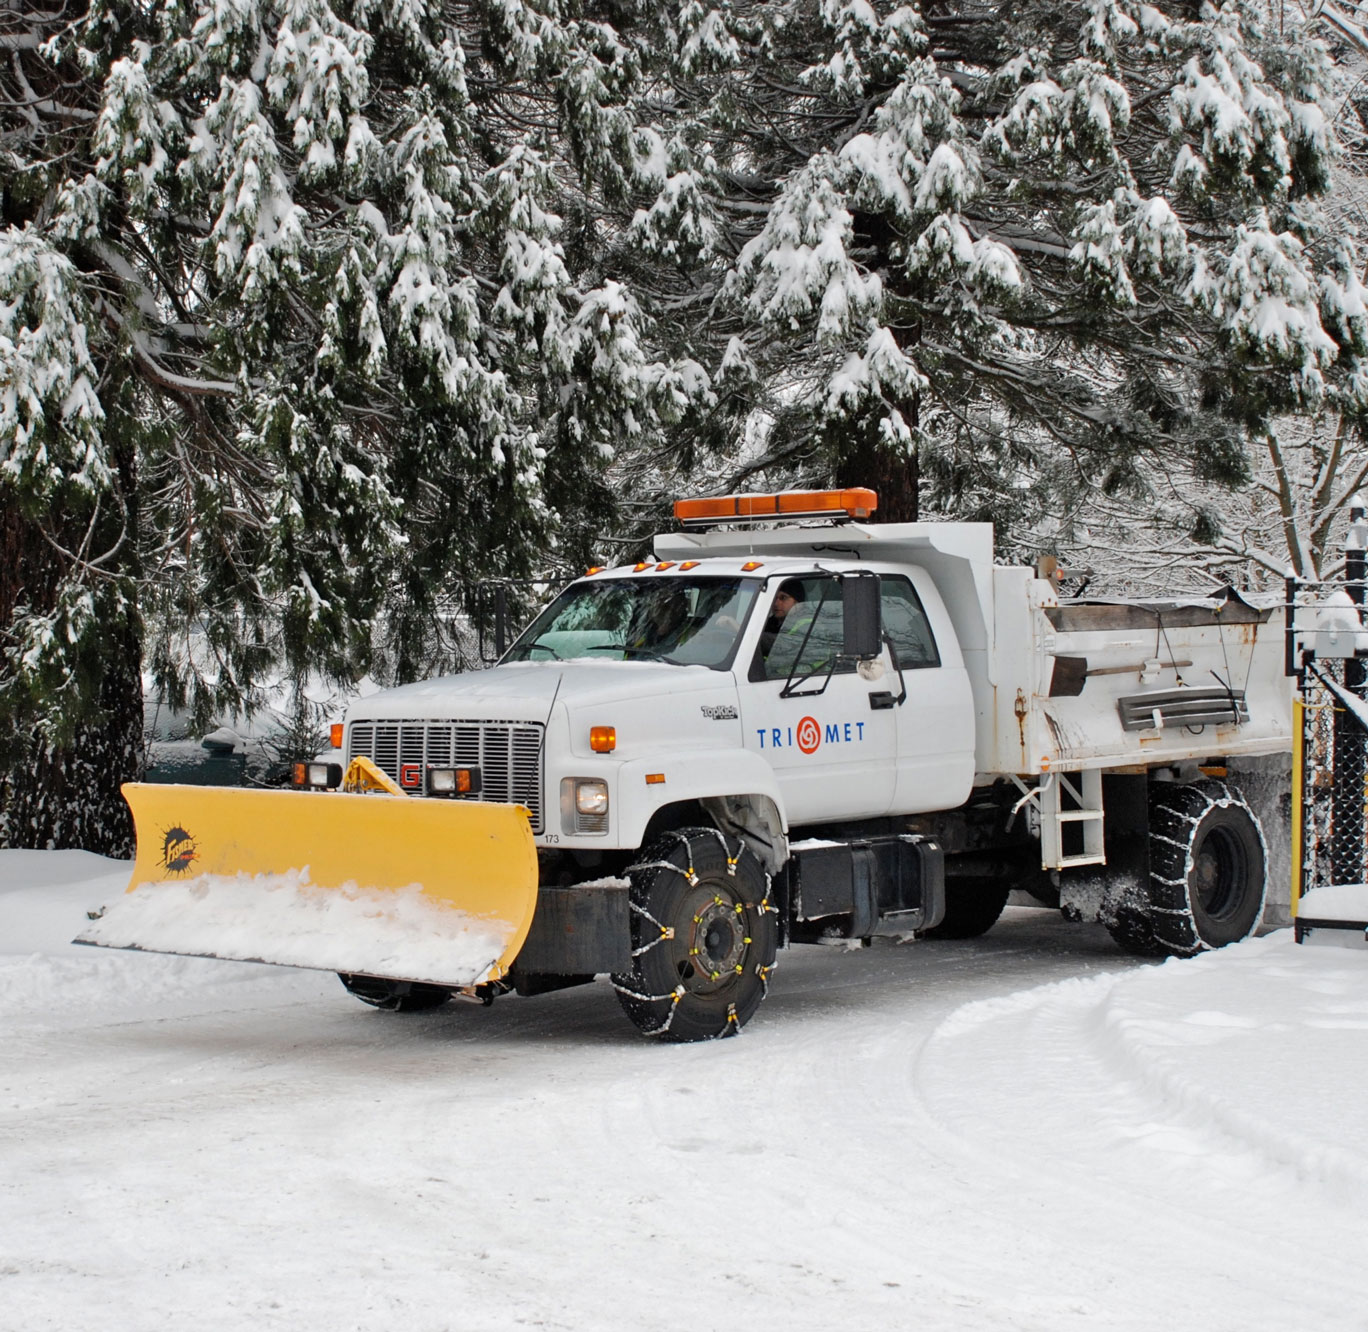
top-left (584, 644), bottom-right (668, 661)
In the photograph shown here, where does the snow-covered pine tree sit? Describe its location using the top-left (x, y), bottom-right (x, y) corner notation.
top-left (612, 0), bottom-right (1354, 533)
top-left (0, 0), bottom-right (709, 852)
top-left (0, 225), bottom-right (144, 852)
top-left (1019, 2), bottom-right (1368, 591)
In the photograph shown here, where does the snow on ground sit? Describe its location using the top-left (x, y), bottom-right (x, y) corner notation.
top-left (2, 850), bottom-right (1365, 1332)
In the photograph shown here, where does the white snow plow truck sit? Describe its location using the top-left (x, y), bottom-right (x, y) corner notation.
top-left (82, 488), bottom-right (1293, 1040)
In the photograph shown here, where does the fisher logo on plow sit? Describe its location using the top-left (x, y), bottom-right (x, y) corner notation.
top-left (160, 826), bottom-right (199, 876)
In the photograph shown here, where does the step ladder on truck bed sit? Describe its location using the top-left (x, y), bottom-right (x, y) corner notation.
top-left (1010, 768), bottom-right (1107, 871)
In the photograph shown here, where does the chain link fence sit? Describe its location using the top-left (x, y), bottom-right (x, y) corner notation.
top-left (1288, 561), bottom-right (1368, 923)
top-left (1295, 660), bottom-right (1368, 899)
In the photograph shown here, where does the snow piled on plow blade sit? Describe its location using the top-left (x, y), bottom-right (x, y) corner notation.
top-left (75, 870), bottom-right (514, 987)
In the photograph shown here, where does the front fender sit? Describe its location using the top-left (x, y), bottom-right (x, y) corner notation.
top-left (613, 749), bottom-right (789, 852)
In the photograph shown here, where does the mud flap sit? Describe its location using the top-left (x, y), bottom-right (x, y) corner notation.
top-left (75, 783), bottom-right (540, 987)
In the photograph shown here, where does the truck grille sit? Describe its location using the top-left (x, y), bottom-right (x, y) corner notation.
top-left (346, 720), bottom-right (545, 833)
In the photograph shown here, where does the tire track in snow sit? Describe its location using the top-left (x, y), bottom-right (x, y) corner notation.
top-left (908, 937), bottom-right (1367, 1329)
top-left (920, 936), bottom-right (1368, 1211)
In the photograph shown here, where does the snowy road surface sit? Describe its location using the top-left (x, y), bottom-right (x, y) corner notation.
top-left (2, 850), bottom-right (1365, 1332)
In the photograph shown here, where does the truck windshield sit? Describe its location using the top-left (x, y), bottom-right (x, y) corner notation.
top-left (505, 577), bottom-right (761, 669)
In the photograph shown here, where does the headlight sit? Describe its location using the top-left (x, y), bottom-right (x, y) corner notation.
top-left (575, 779), bottom-right (609, 815)
top-left (561, 777), bottom-right (610, 835)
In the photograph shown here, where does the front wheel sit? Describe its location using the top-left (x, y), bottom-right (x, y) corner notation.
top-left (613, 829), bottom-right (779, 1041)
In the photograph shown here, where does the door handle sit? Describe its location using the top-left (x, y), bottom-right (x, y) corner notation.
top-left (868, 691), bottom-right (896, 710)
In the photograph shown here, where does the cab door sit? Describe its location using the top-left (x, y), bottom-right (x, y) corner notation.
top-left (738, 575), bottom-right (899, 824)
top-left (880, 571), bottom-right (975, 812)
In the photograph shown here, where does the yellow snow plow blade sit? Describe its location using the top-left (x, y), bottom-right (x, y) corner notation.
top-left (75, 780), bottom-right (540, 988)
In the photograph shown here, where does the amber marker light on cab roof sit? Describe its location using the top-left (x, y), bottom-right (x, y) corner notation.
top-left (656, 561), bottom-right (676, 571)
top-left (632, 561), bottom-right (652, 572)
top-left (585, 565), bottom-right (606, 575)
top-left (741, 560), bottom-right (764, 571)
top-left (673, 487), bottom-right (878, 528)
top-left (590, 726), bottom-right (617, 753)
top-left (679, 560), bottom-right (700, 570)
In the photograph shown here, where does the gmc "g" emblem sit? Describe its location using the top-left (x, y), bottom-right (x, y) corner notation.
top-left (399, 763), bottom-right (423, 789)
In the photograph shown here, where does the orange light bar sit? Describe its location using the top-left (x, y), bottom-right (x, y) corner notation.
top-left (674, 495), bottom-right (738, 524)
top-left (673, 488), bottom-right (878, 528)
top-left (590, 726), bottom-right (617, 753)
top-left (329, 723), bottom-right (344, 749)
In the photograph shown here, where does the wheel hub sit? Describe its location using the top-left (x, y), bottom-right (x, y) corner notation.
top-left (1193, 828), bottom-right (1242, 921)
top-left (681, 893), bottom-right (747, 993)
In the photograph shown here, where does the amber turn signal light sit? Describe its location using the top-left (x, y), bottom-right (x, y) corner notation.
top-left (590, 726), bottom-right (617, 753)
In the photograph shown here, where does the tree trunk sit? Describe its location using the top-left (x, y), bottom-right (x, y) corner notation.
top-left (833, 429), bottom-right (920, 523)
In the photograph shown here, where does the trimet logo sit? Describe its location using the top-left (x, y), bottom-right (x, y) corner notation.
top-left (754, 717), bottom-right (868, 752)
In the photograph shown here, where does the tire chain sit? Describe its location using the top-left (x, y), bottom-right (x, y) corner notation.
top-left (612, 829), bottom-right (779, 1037)
top-left (1150, 779), bottom-right (1264, 952)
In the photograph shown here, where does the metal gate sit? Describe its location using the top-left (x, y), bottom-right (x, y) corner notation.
top-left (1291, 659), bottom-right (1367, 897)
top-left (1286, 511), bottom-right (1368, 944)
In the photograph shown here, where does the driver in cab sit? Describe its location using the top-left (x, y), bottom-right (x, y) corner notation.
top-left (759, 579), bottom-right (813, 658)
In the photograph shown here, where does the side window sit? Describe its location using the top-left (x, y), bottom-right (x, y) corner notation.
top-left (755, 576), bottom-right (854, 680)
top-left (881, 576), bottom-right (940, 669)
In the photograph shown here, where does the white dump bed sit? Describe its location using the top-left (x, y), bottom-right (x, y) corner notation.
top-left (983, 567), bottom-right (1291, 777)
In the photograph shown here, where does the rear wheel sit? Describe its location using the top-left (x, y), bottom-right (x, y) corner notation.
top-left (1103, 901), bottom-right (1166, 958)
top-left (338, 974), bottom-right (453, 1012)
top-left (919, 879), bottom-right (1010, 940)
top-left (1106, 780), bottom-right (1266, 958)
top-left (613, 829), bottom-right (779, 1041)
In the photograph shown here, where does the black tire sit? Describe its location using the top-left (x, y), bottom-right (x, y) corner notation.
top-left (338, 974), bottom-right (453, 1012)
top-left (613, 828), bottom-right (779, 1041)
top-left (1104, 900), bottom-right (1167, 958)
top-left (1143, 779), bottom-right (1266, 957)
top-left (919, 879), bottom-right (1011, 940)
